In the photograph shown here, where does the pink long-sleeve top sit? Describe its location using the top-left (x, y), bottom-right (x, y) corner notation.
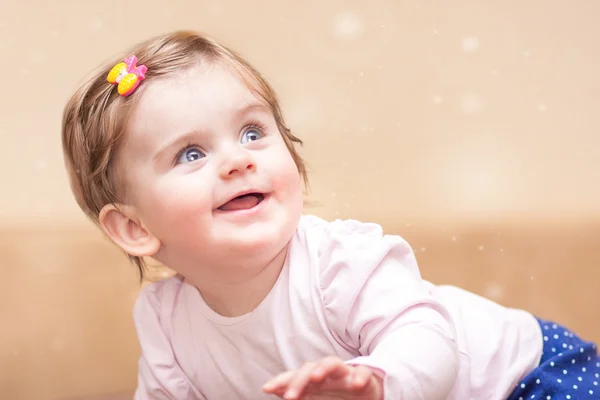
top-left (133, 215), bottom-right (543, 399)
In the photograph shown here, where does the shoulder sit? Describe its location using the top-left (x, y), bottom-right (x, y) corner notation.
top-left (133, 274), bottom-right (186, 327)
top-left (296, 214), bottom-right (396, 246)
top-left (296, 216), bottom-right (436, 348)
top-left (295, 214), bottom-right (419, 288)
top-left (297, 214), bottom-right (415, 265)
top-left (132, 276), bottom-right (196, 398)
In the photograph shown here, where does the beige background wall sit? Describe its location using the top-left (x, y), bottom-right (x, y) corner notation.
top-left (1, 1), bottom-right (599, 399)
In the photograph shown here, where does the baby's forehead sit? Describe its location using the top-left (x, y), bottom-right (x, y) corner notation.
top-left (137, 65), bottom-right (268, 115)
top-left (121, 67), bottom-right (272, 150)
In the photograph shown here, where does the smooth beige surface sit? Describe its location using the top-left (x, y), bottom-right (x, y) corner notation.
top-left (2, 1), bottom-right (600, 399)
top-left (3, 221), bottom-right (600, 400)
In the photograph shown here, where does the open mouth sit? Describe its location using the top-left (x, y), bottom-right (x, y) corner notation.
top-left (217, 192), bottom-right (265, 212)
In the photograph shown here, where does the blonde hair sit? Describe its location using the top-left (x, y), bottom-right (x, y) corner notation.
top-left (62, 30), bottom-right (308, 280)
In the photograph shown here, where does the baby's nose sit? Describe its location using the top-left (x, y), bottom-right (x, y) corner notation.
top-left (219, 150), bottom-right (256, 179)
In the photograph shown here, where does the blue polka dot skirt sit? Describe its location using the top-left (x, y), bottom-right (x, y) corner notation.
top-left (507, 318), bottom-right (600, 400)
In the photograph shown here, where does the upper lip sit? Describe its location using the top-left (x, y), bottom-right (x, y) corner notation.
top-left (216, 189), bottom-right (265, 210)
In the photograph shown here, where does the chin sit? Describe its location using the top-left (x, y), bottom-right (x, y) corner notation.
top-left (224, 213), bottom-right (298, 255)
top-left (231, 222), bottom-right (287, 249)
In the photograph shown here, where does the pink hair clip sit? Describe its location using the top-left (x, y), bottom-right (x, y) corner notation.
top-left (106, 55), bottom-right (148, 96)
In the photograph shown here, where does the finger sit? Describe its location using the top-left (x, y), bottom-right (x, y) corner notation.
top-left (282, 362), bottom-right (318, 400)
top-left (262, 370), bottom-right (296, 393)
top-left (265, 386), bottom-right (287, 399)
top-left (310, 356), bottom-right (349, 382)
top-left (348, 365), bottom-right (373, 390)
top-left (305, 365), bottom-right (374, 395)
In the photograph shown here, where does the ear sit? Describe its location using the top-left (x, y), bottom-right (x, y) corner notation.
top-left (98, 204), bottom-right (161, 258)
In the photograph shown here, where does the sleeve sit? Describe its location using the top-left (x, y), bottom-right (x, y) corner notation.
top-left (317, 220), bottom-right (460, 400)
top-left (133, 285), bottom-right (200, 400)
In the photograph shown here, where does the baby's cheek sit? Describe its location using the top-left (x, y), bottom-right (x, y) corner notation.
top-left (165, 189), bottom-right (211, 214)
top-left (270, 155), bottom-right (302, 197)
top-left (145, 177), bottom-right (212, 219)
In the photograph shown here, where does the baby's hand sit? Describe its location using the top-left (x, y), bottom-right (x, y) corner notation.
top-left (262, 356), bottom-right (384, 400)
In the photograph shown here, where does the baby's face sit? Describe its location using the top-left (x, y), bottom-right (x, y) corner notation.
top-left (117, 64), bottom-right (303, 271)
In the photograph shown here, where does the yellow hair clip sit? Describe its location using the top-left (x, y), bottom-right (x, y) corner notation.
top-left (106, 55), bottom-right (147, 96)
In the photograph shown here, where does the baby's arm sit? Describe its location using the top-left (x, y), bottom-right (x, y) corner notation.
top-left (319, 221), bottom-right (460, 399)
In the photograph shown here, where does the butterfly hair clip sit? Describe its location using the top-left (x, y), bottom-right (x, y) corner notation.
top-left (106, 55), bottom-right (148, 96)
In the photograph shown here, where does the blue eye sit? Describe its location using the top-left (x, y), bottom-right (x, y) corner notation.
top-left (241, 128), bottom-right (263, 144)
top-left (176, 146), bottom-right (205, 164)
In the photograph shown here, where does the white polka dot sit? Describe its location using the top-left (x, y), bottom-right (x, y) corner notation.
top-left (569, 345), bottom-right (574, 350)
top-left (582, 367), bottom-right (587, 372)
top-left (536, 379), bottom-right (541, 384)
top-left (589, 390), bottom-right (594, 395)
top-left (557, 379), bottom-right (562, 383)
top-left (530, 395), bottom-right (535, 399)
top-left (519, 397), bottom-right (523, 400)
top-left (544, 325), bottom-right (549, 330)
top-left (594, 381), bottom-right (598, 386)
top-left (552, 347), bottom-right (556, 352)
top-left (550, 362), bottom-right (555, 367)
top-left (563, 343), bottom-right (568, 348)
top-left (563, 369), bottom-right (568, 375)
top-left (595, 373), bottom-right (599, 378)
top-left (566, 395), bottom-right (571, 399)
top-left (596, 362), bottom-right (599, 367)
top-left (544, 336), bottom-right (549, 341)
top-left (573, 384), bottom-right (578, 389)
top-left (572, 359), bottom-right (577, 364)
top-left (564, 331), bottom-right (569, 336)
top-left (552, 324), bottom-right (558, 329)
top-left (578, 376), bottom-right (582, 381)
top-left (521, 383), bottom-right (526, 388)
top-left (554, 334), bottom-right (559, 339)
top-left (546, 396), bottom-right (551, 400)
top-left (581, 348), bottom-right (585, 353)
top-left (559, 353), bottom-right (564, 356)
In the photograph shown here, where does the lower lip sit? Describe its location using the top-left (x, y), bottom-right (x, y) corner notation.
top-left (214, 194), bottom-right (271, 219)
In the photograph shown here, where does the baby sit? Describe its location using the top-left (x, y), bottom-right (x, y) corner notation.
top-left (61, 31), bottom-right (599, 400)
